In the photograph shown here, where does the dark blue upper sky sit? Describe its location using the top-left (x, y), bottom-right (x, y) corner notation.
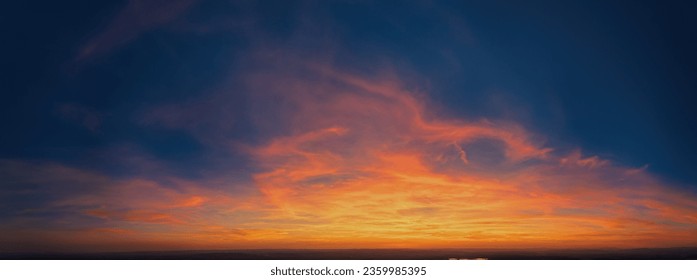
top-left (2, 0), bottom-right (696, 188)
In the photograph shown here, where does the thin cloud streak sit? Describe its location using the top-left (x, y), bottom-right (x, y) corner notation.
top-left (77, 0), bottom-right (199, 61)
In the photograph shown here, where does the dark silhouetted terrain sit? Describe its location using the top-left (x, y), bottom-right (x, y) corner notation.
top-left (3, 248), bottom-right (697, 260)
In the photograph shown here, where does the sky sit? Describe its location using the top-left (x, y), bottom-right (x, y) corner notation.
top-left (1, 0), bottom-right (697, 252)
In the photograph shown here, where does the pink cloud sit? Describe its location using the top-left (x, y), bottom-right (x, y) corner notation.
top-left (77, 0), bottom-right (199, 60)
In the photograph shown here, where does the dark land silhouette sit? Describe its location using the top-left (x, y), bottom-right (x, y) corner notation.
top-left (4, 247), bottom-right (697, 260)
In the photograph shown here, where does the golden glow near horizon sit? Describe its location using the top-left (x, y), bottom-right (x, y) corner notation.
top-left (3, 56), bottom-right (697, 252)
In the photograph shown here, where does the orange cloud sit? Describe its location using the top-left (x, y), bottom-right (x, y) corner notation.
top-left (238, 56), bottom-right (697, 249)
top-left (2, 56), bottom-right (697, 252)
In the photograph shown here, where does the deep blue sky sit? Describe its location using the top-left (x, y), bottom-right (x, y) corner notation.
top-left (2, 0), bottom-right (696, 188)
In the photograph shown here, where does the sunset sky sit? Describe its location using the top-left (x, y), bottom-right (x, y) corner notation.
top-left (2, 0), bottom-right (697, 253)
